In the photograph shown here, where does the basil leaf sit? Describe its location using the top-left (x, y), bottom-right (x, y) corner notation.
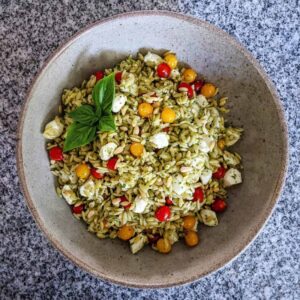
top-left (98, 114), bottom-right (116, 132)
top-left (68, 105), bottom-right (98, 125)
top-left (63, 122), bottom-right (97, 152)
top-left (92, 80), bottom-right (105, 116)
top-left (92, 72), bottom-right (115, 115)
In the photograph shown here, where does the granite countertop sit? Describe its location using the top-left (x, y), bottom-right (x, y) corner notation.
top-left (1, 1), bottom-right (299, 299)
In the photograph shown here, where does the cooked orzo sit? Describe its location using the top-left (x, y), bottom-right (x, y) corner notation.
top-left (43, 51), bottom-right (243, 254)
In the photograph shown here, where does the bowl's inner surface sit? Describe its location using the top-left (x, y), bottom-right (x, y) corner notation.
top-left (20, 13), bottom-right (286, 287)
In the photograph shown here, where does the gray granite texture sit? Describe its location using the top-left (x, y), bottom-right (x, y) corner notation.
top-left (0, 0), bottom-right (299, 299)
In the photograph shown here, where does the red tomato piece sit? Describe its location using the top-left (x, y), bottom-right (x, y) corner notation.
top-left (213, 166), bottom-right (226, 179)
top-left (115, 72), bottom-right (122, 84)
top-left (107, 157), bottom-right (118, 170)
top-left (155, 206), bottom-right (171, 222)
top-left (162, 127), bottom-right (170, 133)
top-left (211, 198), bottom-right (227, 212)
top-left (91, 168), bottom-right (104, 179)
top-left (72, 204), bottom-right (84, 214)
top-left (165, 196), bottom-right (173, 205)
top-left (193, 187), bottom-right (204, 202)
top-left (178, 82), bottom-right (194, 99)
top-left (193, 79), bottom-right (204, 94)
top-left (49, 146), bottom-right (63, 161)
top-left (157, 63), bottom-right (171, 78)
top-left (95, 70), bottom-right (104, 81)
top-left (120, 195), bottom-right (131, 210)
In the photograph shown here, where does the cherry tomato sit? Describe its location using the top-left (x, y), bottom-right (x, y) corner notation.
top-left (193, 187), bottom-right (204, 202)
top-left (213, 166), bottom-right (226, 179)
top-left (184, 230), bottom-right (199, 247)
top-left (120, 195), bottom-right (131, 210)
top-left (201, 83), bottom-right (216, 98)
top-left (155, 206), bottom-right (171, 222)
top-left (156, 238), bottom-right (172, 253)
top-left (138, 102), bottom-right (153, 118)
top-left (130, 142), bottom-right (144, 157)
top-left (162, 127), bottom-right (170, 133)
top-left (164, 53), bottom-right (178, 69)
top-left (161, 107), bottom-right (176, 123)
top-left (107, 157), bottom-right (118, 170)
top-left (211, 198), bottom-right (227, 212)
top-left (193, 79), bottom-right (204, 94)
top-left (115, 72), bottom-right (122, 84)
top-left (95, 71), bottom-right (104, 81)
top-left (72, 204), bottom-right (84, 214)
top-left (183, 215), bottom-right (196, 230)
top-left (165, 196), bottom-right (173, 205)
top-left (91, 168), bottom-right (104, 179)
top-left (178, 82), bottom-right (194, 99)
top-left (117, 225), bottom-right (134, 240)
top-left (157, 63), bottom-right (171, 78)
top-left (75, 163), bottom-right (90, 180)
top-left (49, 146), bottom-right (63, 161)
top-left (183, 68), bottom-right (197, 83)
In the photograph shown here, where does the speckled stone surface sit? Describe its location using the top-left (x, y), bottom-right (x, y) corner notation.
top-left (0, 1), bottom-right (299, 299)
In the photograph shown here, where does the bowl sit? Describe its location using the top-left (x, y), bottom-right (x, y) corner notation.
top-left (17, 11), bottom-right (288, 288)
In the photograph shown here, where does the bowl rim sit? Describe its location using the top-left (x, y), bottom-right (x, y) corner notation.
top-left (16, 10), bottom-right (289, 288)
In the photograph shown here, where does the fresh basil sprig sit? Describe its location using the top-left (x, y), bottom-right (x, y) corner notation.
top-left (63, 73), bottom-right (116, 152)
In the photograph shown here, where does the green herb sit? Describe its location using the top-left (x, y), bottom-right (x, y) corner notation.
top-left (98, 114), bottom-right (116, 132)
top-left (63, 73), bottom-right (116, 152)
top-left (63, 123), bottom-right (97, 152)
top-left (68, 105), bottom-right (99, 125)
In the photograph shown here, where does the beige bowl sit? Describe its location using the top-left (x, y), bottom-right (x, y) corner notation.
top-left (17, 11), bottom-right (288, 288)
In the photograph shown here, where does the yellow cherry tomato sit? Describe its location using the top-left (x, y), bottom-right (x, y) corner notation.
top-left (156, 238), bottom-right (172, 254)
top-left (201, 83), bottom-right (216, 98)
top-left (130, 142), bottom-right (144, 157)
top-left (161, 107), bottom-right (176, 123)
top-left (117, 225), bottom-right (135, 241)
top-left (183, 215), bottom-right (196, 230)
top-left (164, 53), bottom-right (178, 69)
top-left (217, 139), bottom-right (225, 150)
top-left (184, 230), bottom-right (199, 247)
top-left (183, 68), bottom-right (197, 83)
top-left (75, 163), bottom-right (90, 180)
top-left (138, 102), bottom-right (153, 118)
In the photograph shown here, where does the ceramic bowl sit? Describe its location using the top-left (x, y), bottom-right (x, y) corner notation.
top-left (17, 11), bottom-right (288, 288)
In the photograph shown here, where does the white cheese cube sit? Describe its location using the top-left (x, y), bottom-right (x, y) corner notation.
top-left (120, 72), bottom-right (138, 96)
top-left (150, 132), bottom-right (169, 149)
top-left (130, 234), bottom-right (148, 254)
top-left (99, 142), bottom-right (117, 160)
top-left (223, 168), bottom-right (242, 187)
top-left (200, 209), bottom-right (218, 226)
top-left (199, 136), bottom-right (215, 153)
top-left (61, 185), bottom-right (77, 205)
top-left (79, 179), bottom-right (95, 199)
top-left (112, 93), bottom-right (127, 113)
top-left (144, 52), bottom-right (163, 66)
top-left (132, 196), bottom-right (148, 213)
top-left (200, 169), bottom-right (212, 185)
top-left (43, 117), bottom-right (64, 139)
